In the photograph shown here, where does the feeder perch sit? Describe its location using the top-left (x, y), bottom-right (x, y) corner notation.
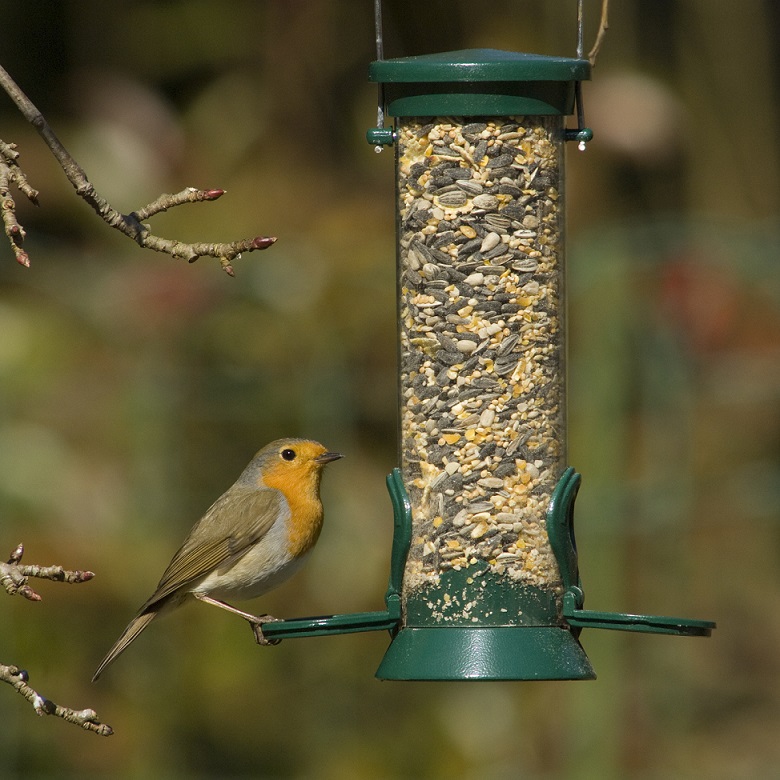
top-left (261, 47), bottom-right (714, 678)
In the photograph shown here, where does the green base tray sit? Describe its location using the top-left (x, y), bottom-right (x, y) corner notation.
top-left (376, 626), bottom-right (596, 681)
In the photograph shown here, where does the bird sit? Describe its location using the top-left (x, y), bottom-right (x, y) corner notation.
top-left (92, 438), bottom-right (343, 681)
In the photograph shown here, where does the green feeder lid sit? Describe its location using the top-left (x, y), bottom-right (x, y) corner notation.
top-left (369, 48), bottom-right (590, 117)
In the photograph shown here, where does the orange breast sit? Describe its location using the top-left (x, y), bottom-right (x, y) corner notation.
top-left (260, 463), bottom-right (324, 558)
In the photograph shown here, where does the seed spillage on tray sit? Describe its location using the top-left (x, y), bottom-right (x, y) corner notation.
top-left (398, 116), bottom-right (566, 594)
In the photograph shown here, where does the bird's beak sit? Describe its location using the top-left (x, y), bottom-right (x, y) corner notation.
top-left (315, 451), bottom-right (344, 464)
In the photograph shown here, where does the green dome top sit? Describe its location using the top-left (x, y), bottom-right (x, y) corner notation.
top-left (369, 48), bottom-right (591, 84)
top-left (369, 48), bottom-right (590, 117)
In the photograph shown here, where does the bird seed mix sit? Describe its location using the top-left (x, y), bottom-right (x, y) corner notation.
top-left (397, 116), bottom-right (566, 594)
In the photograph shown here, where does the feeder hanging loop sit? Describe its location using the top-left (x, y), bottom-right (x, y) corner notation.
top-left (564, 81), bottom-right (593, 150)
top-left (369, 0), bottom-right (392, 152)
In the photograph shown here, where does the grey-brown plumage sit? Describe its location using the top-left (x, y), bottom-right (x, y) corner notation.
top-left (92, 438), bottom-right (342, 681)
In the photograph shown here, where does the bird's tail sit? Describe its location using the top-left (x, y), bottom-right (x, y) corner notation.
top-left (92, 610), bottom-right (157, 682)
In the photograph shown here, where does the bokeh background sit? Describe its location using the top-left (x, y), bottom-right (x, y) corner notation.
top-left (1, 2), bottom-right (778, 778)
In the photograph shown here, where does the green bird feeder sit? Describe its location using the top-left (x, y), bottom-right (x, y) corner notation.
top-left (261, 42), bottom-right (714, 678)
top-left (367, 47), bottom-right (712, 680)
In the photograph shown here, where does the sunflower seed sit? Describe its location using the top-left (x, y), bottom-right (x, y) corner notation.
top-left (435, 191), bottom-right (468, 209)
top-left (472, 194), bottom-right (499, 210)
top-left (456, 179), bottom-right (484, 195)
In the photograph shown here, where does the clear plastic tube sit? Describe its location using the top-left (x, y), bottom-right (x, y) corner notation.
top-left (397, 116), bottom-right (566, 597)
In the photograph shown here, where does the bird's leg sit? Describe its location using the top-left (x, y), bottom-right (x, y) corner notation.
top-left (193, 592), bottom-right (264, 622)
top-left (192, 593), bottom-right (281, 645)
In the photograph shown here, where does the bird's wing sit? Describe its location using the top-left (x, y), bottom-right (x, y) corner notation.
top-left (140, 487), bottom-right (284, 610)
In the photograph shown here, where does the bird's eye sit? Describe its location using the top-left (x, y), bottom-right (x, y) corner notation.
top-left (281, 448), bottom-right (296, 461)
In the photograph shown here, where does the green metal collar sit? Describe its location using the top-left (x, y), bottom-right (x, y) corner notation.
top-left (369, 48), bottom-right (591, 83)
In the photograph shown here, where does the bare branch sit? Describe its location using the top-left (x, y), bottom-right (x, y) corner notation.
top-left (0, 140), bottom-right (40, 267)
top-left (0, 664), bottom-right (113, 736)
top-left (1, 545), bottom-right (111, 735)
top-left (588, 0), bottom-right (610, 66)
top-left (1, 544), bottom-right (94, 600)
top-left (132, 186), bottom-right (227, 221)
top-left (0, 65), bottom-right (276, 273)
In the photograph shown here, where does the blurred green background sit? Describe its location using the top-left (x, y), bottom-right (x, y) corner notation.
top-left (0, 2), bottom-right (778, 778)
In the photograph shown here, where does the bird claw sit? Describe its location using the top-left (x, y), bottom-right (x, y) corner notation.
top-left (250, 615), bottom-right (282, 646)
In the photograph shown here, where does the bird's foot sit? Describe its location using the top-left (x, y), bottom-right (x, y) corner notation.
top-left (250, 614), bottom-right (282, 646)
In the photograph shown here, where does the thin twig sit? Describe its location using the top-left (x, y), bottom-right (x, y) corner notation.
top-left (0, 664), bottom-right (113, 736)
top-left (1, 543), bottom-right (94, 601)
top-left (0, 64), bottom-right (276, 274)
top-left (1, 545), bottom-right (111, 735)
top-left (588, 0), bottom-right (610, 66)
top-left (0, 140), bottom-right (40, 267)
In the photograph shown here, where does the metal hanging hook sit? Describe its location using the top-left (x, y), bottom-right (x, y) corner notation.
top-left (375, 0), bottom-right (384, 133)
top-left (369, 0), bottom-right (395, 152)
top-left (565, 0), bottom-right (593, 150)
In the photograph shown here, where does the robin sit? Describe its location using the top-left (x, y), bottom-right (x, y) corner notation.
top-left (92, 438), bottom-right (342, 681)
